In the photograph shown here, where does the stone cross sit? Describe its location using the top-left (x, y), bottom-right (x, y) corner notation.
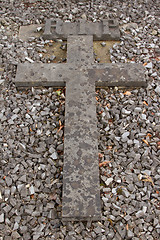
top-left (14, 19), bottom-right (146, 222)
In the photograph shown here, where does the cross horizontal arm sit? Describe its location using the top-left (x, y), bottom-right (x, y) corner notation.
top-left (14, 63), bottom-right (73, 88)
top-left (88, 63), bottom-right (146, 88)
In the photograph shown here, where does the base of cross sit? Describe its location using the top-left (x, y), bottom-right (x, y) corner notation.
top-left (14, 33), bottom-right (146, 222)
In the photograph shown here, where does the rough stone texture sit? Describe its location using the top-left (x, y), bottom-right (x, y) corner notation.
top-left (62, 36), bottom-right (101, 221)
top-left (19, 24), bottom-right (43, 41)
top-left (63, 71), bottom-right (101, 221)
top-left (15, 63), bottom-right (68, 87)
top-left (15, 62), bottom-right (146, 88)
top-left (89, 63), bottom-right (146, 87)
top-left (14, 25), bottom-right (145, 221)
top-left (43, 19), bottom-right (120, 40)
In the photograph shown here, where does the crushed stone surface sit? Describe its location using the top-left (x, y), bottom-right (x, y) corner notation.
top-left (0, 0), bottom-right (160, 239)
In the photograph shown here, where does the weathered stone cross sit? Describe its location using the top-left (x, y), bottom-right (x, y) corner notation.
top-left (14, 19), bottom-right (146, 222)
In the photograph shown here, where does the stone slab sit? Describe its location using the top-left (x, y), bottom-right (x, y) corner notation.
top-left (14, 62), bottom-right (146, 88)
top-left (62, 36), bottom-right (101, 221)
top-left (67, 35), bottom-right (94, 65)
top-left (43, 19), bottom-right (120, 41)
top-left (63, 70), bottom-right (101, 221)
top-left (19, 24), bottom-right (43, 41)
top-left (15, 63), bottom-right (68, 87)
top-left (89, 63), bottom-right (146, 87)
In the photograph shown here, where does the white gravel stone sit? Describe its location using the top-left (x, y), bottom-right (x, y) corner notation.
top-left (155, 86), bottom-right (160, 95)
top-left (136, 210), bottom-right (144, 218)
top-left (134, 107), bottom-right (142, 113)
top-left (29, 185), bottom-right (35, 195)
top-left (0, 213), bottom-right (4, 223)
top-left (142, 206), bottom-right (147, 213)
top-left (122, 131), bottom-right (130, 138)
top-left (122, 108), bottom-right (131, 115)
top-left (105, 177), bottom-right (113, 186)
top-left (50, 152), bottom-right (58, 160)
top-left (25, 57), bottom-right (34, 63)
top-left (145, 62), bottom-right (152, 69)
top-left (141, 170), bottom-right (151, 175)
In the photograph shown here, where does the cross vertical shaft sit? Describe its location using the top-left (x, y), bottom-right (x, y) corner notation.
top-left (62, 36), bottom-right (101, 221)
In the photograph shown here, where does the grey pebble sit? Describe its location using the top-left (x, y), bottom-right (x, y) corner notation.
top-left (127, 229), bottom-right (134, 238)
top-left (11, 231), bottom-right (21, 239)
top-left (155, 86), bottom-right (160, 95)
top-left (0, 213), bottom-right (4, 223)
top-left (136, 210), bottom-right (144, 218)
top-left (134, 107), bottom-right (142, 113)
top-left (122, 108), bottom-right (131, 115)
top-left (5, 176), bottom-right (12, 186)
top-left (122, 131), bottom-right (130, 139)
top-left (29, 185), bottom-right (35, 195)
top-left (145, 62), bottom-right (152, 69)
top-left (101, 42), bottom-right (106, 47)
top-left (50, 152), bottom-right (58, 160)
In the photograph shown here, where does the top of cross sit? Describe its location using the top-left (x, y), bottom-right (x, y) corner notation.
top-left (43, 18), bottom-right (120, 41)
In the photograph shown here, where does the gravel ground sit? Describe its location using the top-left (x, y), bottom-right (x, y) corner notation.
top-left (0, 0), bottom-right (160, 239)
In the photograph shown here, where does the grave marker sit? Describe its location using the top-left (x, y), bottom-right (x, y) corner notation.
top-left (14, 19), bottom-right (146, 221)
top-left (43, 19), bottom-right (120, 40)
